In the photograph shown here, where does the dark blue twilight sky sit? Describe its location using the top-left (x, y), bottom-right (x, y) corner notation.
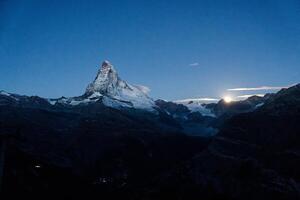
top-left (0, 0), bottom-right (299, 100)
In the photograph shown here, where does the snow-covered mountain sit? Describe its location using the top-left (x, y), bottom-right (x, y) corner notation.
top-left (50, 61), bottom-right (156, 111)
top-left (173, 98), bottom-right (217, 117)
top-left (173, 95), bottom-right (270, 118)
top-left (1, 60), bottom-right (281, 118)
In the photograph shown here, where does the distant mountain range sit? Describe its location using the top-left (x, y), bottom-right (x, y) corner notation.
top-left (0, 60), bottom-right (278, 136)
top-left (0, 61), bottom-right (299, 199)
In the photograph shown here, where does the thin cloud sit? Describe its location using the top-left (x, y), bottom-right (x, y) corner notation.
top-left (227, 85), bottom-right (291, 91)
top-left (237, 94), bottom-right (265, 99)
top-left (134, 85), bottom-right (151, 94)
top-left (196, 98), bottom-right (219, 101)
top-left (174, 98), bottom-right (219, 103)
top-left (189, 62), bottom-right (199, 67)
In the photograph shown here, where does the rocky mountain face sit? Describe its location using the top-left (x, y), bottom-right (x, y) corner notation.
top-left (155, 99), bottom-right (218, 136)
top-left (84, 61), bottom-right (155, 110)
top-left (155, 99), bottom-right (191, 118)
top-left (46, 61), bottom-right (156, 111)
top-left (173, 99), bottom-right (216, 117)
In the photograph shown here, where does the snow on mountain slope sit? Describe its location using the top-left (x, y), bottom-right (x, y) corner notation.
top-left (173, 98), bottom-right (217, 117)
top-left (0, 91), bottom-right (11, 96)
top-left (47, 61), bottom-right (155, 111)
top-left (84, 60), bottom-right (155, 110)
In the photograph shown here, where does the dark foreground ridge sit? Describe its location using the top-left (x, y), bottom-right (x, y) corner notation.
top-left (0, 77), bottom-right (300, 199)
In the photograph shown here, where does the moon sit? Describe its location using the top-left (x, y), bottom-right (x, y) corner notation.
top-left (223, 96), bottom-right (233, 103)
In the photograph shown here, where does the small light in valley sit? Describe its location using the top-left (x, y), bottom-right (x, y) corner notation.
top-left (35, 165), bottom-right (41, 168)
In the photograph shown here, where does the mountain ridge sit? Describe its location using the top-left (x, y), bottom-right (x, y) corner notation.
top-left (47, 61), bottom-right (156, 111)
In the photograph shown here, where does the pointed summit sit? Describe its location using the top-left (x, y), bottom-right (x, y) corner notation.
top-left (85, 60), bottom-right (119, 95)
top-left (102, 60), bottom-right (111, 66)
top-left (101, 60), bottom-right (114, 71)
top-left (85, 60), bottom-right (155, 110)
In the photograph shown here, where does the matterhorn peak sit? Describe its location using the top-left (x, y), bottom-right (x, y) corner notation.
top-left (84, 60), bottom-right (155, 110)
top-left (101, 60), bottom-right (113, 70)
top-left (98, 60), bottom-right (117, 77)
top-left (102, 60), bottom-right (111, 65)
top-left (85, 60), bottom-right (119, 95)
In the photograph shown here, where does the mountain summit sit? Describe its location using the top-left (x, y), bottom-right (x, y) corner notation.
top-left (85, 60), bottom-right (119, 95)
top-left (84, 60), bottom-right (155, 110)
